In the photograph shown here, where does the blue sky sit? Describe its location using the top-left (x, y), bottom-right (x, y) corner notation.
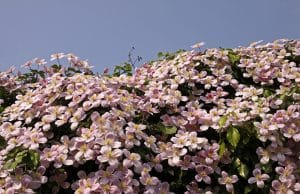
top-left (0, 0), bottom-right (300, 72)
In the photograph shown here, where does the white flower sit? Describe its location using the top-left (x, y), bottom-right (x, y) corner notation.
top-left (50, 53), bottom-right (65, 61)
top-left (191, 42), bottom-right (205, 49)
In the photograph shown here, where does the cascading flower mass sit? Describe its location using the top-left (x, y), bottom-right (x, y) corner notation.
top-left (0, 39), bottom-right (300, 194)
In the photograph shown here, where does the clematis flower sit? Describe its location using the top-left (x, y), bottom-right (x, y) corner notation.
top-left (96, 166), bottom-right (117, 185)
top-left (195, 165), bottom-right (214, 184)
top-left (22, 128), bottom-right (47, 150)
top-left (28, 166), bottom-right (48, 189)
top-left (70, 108), bottom-right (86, 130)
top-left (139, 173), bottom-right (159, 186)
top-left (126, 122), bottom-right (146, 140)
top-left (123, 131), bottom-right (140, 149)
top-left (218, 171), bottom-right (238, 193)
top-left (256, 147), bottom-right (270, 164)
top-left (75, 177), bottom-right (100, 194)
top-left (21, 60), bottom-right (33, 69)
top-left (50, 53), bottom-right (65, 61)
top-left (1, 39), bottom-right (300, 194)
top-left (171, 130), bottom-right (190, 148)
top-left (191, 42), bottom-right (205, 49)
top-left (200, 143), bottom-right (220, 165)
top-left (248, 168), bottom-right (270, 188)
top-left (271, 180), bottom-right (294, 194)
top-left (33, 58), bottom-right (47, 66)
top-left (123, 149), bottom-right (141, 168)
top-left (275, 165), bottom-right (295, 182)
top-left (72, 142), bottom-right (95, 162)
top-left (53, 153), bottom-right (73, 168)
top-left (0, 121), bottom-right (22, 139)
top-left (167, 147), bottom-right (187, 166)
top-left (97, 147), bottom-right (123, 166)
top-left (95, 133), bottom-right (121, 149)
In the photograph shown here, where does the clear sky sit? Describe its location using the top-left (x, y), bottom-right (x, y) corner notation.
top-left (0, 0), bottom-right (300, 72)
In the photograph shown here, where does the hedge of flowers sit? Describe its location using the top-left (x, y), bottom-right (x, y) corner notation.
top-left (0, 39), bottom-right (300, 194)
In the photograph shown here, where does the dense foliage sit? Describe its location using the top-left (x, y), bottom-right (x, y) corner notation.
top-left (0, 39), bottom-right (300, 194)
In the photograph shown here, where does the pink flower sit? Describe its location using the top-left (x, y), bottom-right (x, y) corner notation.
top-left (75, 177), bottom-right (100, 194)
top-left (50, 53), bottom-right (65, 61)
top-left (21, 60), bottom-right (33, 68)
top-left (126, 122), bottom-right (146, 140)
top-left (191, 42), bottom-right (205, 49)
top-left (195, 165), bottom-right (214, 184)
top-left (96, 166), bottom-right (117, 184)
top-left (70, 108), bottom-right (86, 130)
top-left (218, 171), bottom-right (238, 193)
top-left (200, 143), bottom-right (219, 165)
top-left (53, 153), bottom-right (73, 168)
top-left (179, 155), bottom-right (195, 170)
top-left (139, 173), bottom-right (159, 186)
top-left (272, 180), bottom-right (294, 194)
top-left (22, 128), bottom-right (47, 150)
top-left (123, 149), bottom-right (141, 168)
top-left (256, 147), bottom-right (270, 164)
top-left (72, 142), bottom-right (95, 162)
top-left (0, 121), bottom-right (22, 139)
top-left (167, 147), bottom-right (187, 166)
top-left (275, 165), bottom-right (295, 182)
top-left (33, 58), bottom-right (47, 66)
top-left (97, 147), bottom-right (122, 166)
top-left (95, 133), bottom-right (121, 149)
top-left (28, 166), bottom-right (48, 189)
top-left (123, 131), bottom-right (140, 149)
top-left (171, 130), bottom-right (190, 148)
top-left (248, 168), bottom-right (270, 188)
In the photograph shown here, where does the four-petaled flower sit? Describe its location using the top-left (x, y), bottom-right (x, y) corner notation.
top-left (248, 168), bottom-right (270, 188)
top-left (218, 171), bottom-right (238, 193)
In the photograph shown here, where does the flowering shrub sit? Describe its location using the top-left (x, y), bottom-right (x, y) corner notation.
top-left (0, 39), bottom-right (300, 194)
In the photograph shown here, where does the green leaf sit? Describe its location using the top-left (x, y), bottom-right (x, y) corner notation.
top-left (163, 126), bottom-right (177, 135)
top-left (3, 160), bottom-right (17, 170)
top-left (263, 88), bottom-right (274, 97)
top-left (226, 126), bottom-right (240, 148)
top-left (51, 64), bottom-right (62, 70)
top-left (155, 123), bottom-right (178, 135)
top-left (4, 149), bottom-right (28, 170)
top-left (228, 51), bottom-right (240, 64)
top-left (238, 162), bottom-right (249, 178)
top-left (261, 163), bottom-right (272, 173)
top-left (234, 158), bottom-right (249, 179)
top-left (242, 135), bottom-right (250, 145)
top-left (244, 186), bottom-right (253, 194)
top-left (218, 140), bottom-right (227, 157)
top-left (218, 115), bottom-right (228, 127)
top-left (0, 106), bottom-right (4, 113)
top-left (279, 94), bottom-right (287, 100)
top-left (157, 52), bottom-right (164, 58)
top-left (0, 137), bottom-right (6, 149)
top-left (15, 150), bottom-right (28, 163)
top-left (28, 150), bottom-right (40, 170)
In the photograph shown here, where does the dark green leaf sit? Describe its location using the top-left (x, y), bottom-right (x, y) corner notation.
top-left (263, 88), bottom-right (274, 97)
top-left (28, 150), bottom-right (40, 170)
top-left (244, 186), bottom-right (253, 194)
top-left (157, 52), bottom-right (164, 58)
top-left (261, 163), bottom-right (272, 173)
